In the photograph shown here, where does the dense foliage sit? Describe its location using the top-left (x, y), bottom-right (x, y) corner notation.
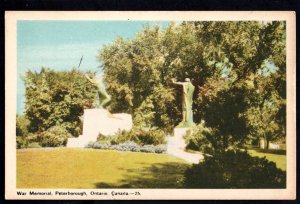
top-left (184, 150), bottom-right (286, 188)
top-left (16, 114), bottom-right (30, 137)
top-left (184, 123), bottom-right (224, 155)
top-left (24, 68), bottom-right (97, 137)
top-left (99, 21), bottom-right (286, 149)
top-left (97, 127), bottom-right (166, 146)
top-left (37, 126), bottom-right (71, 147)
top-left (16, 133), bottom-right (38, 149)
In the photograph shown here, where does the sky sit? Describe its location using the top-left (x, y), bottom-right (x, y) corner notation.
top-left (17, 20), bottom-right (170, 114)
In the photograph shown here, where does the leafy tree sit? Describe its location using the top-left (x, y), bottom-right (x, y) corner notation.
top-left (98, 21), bottom-right (286, 149)
top-left (245, 72), bottom-right (286, 148)
top-left (24, 68), bottom-right (97, 137)
top-left (193, 21), bottom-right (285, 149)
top-left (99, 25), bottom-right (179, 131)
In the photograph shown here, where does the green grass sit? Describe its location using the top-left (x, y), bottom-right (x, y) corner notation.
top-left (17, 147), bottom-right (286, 189)
top-left (17, 148), bottom-right (190, 189)
top-left (248, 149), bottom-right (286, 171)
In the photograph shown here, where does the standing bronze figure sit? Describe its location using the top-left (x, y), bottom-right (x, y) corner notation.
top-left (172, 78), bottom-right (195, 127)
top-left (85, 74), bottom-right (111, 108)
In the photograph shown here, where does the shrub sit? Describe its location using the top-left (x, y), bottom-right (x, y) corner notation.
top-left (16, 133), bottom-right (38, 149)
top-left (37, 126), bottom-right (71, 147)
top-left (140, 145), bottom-right (156, 153)
top-left (114, 127), bottom-right (166, 146)
top-left (138, 128), bottom-right (166, 145)
top-left (118, 141), bottom-right (141, 152)
top-left (97, 133), bottom-right (118, 144)
top-left (184, 123), bottom-right (241, 155)
top-left (154, 145), bottom-right (167, 153)
top-left (16, 137), bottom-right (26, 149)
top-left (184, 123), bottom-right (213, 153)
top-left (26, 133), bottom-right (38, 143)
top-left (92, 142), bottom-right (111, 149)
top-left (27, 142), bottom-right (41, 148)
top-left (86, 141), bottom-right (167, 154)
top-left (16, 114), bottom-right (30, 137)
top-left (184, 150), bottom-right (286, 188)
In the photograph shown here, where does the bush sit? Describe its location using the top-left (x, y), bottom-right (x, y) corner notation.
top-left (16, 114), bottom-right (30, 137)
top-left (184, 123), bottom-right (241, 155)
top-left (37, 126), bottom-right (71, 147)
top-left (97, 133), bottom-right (118, 144)
top-left (184, 150), bottom-right (286, 188)
top-left (154, 145), bottom-right (167, 153)
top-left (140, 145), bottom-right (156, 153)
top-left (27, 142), bottom-right (41, 148)
top-left (92, 142), bottom-right (111, 149)
top-left (16, 133), bottom-right (38, 149)
top-left (16, 137), bottom-right (26, 149)
top-left (184, 123), bottom-right (213, 153)
top-left (114, 127), bottom-right (166, 146)
top-left (118, 141), bottom-right (141, 152)
top-left (86, 141), bottom-right (167, 154)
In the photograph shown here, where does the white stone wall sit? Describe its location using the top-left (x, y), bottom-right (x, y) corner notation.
top-left (67, 109), bottom-right (132, 148)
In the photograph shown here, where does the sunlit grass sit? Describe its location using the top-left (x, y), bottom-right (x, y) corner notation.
top-left (17, 148), bottom-right (189, 189)
top-left (17, 147), bottom-right (286, 189)
top-left (248, 149), bottom-right (286, 171)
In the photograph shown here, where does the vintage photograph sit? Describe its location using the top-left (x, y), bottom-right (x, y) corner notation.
top-left (5, 11), bottom-right (296, 200)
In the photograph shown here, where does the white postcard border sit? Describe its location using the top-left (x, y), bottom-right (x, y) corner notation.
top-left (5, 11), bottom-right (296, 200)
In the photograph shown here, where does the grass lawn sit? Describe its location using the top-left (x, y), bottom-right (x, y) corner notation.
top-left (17, 148), bottom-right (190, 189)
top-left (248, 149), bottom-right (286, 171)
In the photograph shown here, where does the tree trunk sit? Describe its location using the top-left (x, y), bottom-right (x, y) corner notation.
top-left (266, 139), bottom-right (270, 150)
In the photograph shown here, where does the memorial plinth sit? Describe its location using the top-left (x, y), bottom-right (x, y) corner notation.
top-left (67, 109), bottom-right (132, 147)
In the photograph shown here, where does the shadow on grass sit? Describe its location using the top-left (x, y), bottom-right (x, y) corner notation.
top-left (94, 151), bottom-right (286, 189)
top-left (94, 162), bottom-right (190, 188)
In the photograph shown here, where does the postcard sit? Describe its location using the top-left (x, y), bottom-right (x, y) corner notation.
top-left (5, 11), bottom-right (296, 200)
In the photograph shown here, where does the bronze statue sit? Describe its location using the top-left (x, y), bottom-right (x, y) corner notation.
top-left (85, 74), bottom-right (111, 108)
top-left (172, 78), bottom-right (195, 127)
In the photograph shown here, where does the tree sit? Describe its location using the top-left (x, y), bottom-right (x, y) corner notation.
top-left (193, 21), bottom-right (286, 149)
top-left (24, 68), bottom-right (97, 137)
top-left (98, 21), bottom-right (286, 149)
top-left (245, 72), bottom-right (286, 149)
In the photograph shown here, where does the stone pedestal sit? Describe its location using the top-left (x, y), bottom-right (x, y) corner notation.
top-left (67, 109), bottom-right (132, 148)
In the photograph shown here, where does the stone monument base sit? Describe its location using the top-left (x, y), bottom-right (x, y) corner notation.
top-left (67, 108), bottom-right (132, 148)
